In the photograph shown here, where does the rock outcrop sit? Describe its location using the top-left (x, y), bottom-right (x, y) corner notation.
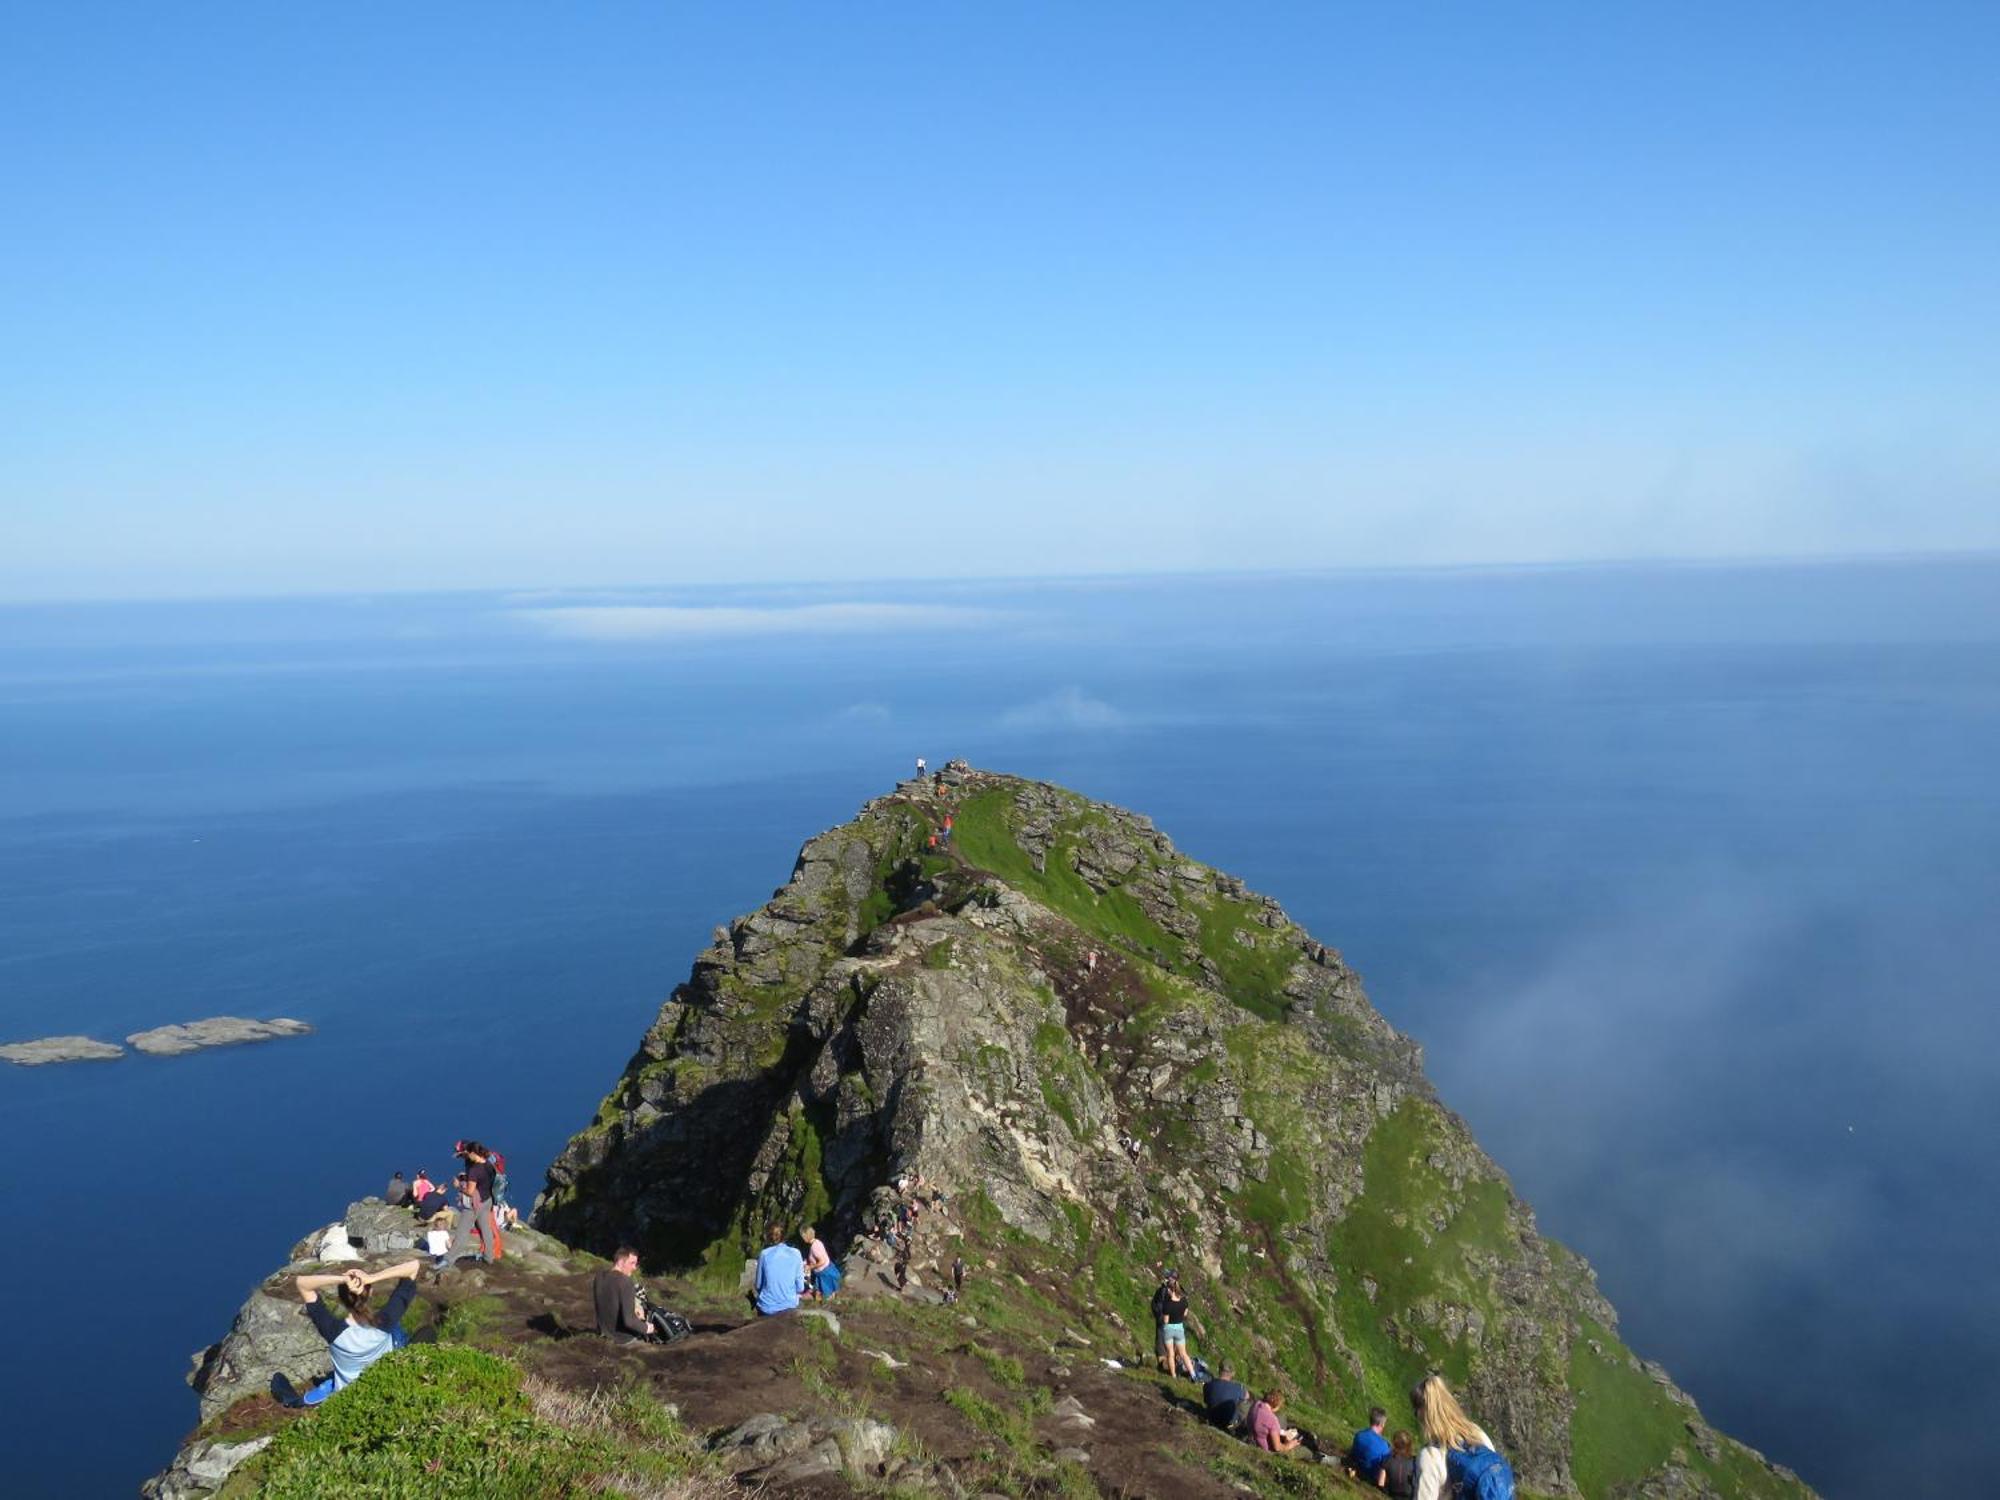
top-left (539, 765), bottom-right (1815, 1499)
top-left (127, 1016), bottom-right (313, 1055)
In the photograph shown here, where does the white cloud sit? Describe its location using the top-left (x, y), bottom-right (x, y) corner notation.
top-left (511, 602), bottom-right (1004, 641)
top-left (998, 686), bottom-right (1128, 731)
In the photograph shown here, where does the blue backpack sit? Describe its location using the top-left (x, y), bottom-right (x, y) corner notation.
top-left (1447, 1443), bottom-right (1515, 1500)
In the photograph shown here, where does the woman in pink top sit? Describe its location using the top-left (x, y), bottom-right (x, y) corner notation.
top-left (801, 1225), bottom-right (835, 1300)
top-left (1250, 1390), bottom-right (1303, 1454)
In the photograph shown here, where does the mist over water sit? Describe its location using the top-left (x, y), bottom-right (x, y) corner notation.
top-left (2, 559), bottom-right (1995, 1498)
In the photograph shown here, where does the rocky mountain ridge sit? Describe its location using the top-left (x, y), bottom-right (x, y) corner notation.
top-left (150, 765), bottom-right (1816, 1499)
top-left (538, 764), bottom-right (1812, 1499)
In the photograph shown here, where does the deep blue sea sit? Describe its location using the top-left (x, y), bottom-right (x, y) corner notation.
top-left (3, 561), bottom-right (1995, 1498)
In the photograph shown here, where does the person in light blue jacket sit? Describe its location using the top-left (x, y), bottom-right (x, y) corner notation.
top-left (274, 1259), bottom-right (422, 1406)
top-left (753, 1222), bottom-right (806, 1315)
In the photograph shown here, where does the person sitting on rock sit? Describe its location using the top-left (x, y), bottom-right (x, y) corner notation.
top-left (1202, 1362), bottom-right (1250, 1431)
top-left (384, 1171), bottom-right (410, 1208)
top-left (752, 1221), bottom-right (805, 1316)
top-left (410, 1169), bottom-right (437, 1210)
top-left (1409, 1374), bottom-right (1510, 1500)
top-left (1249, 1390), bottom-right (1303, 1454)
top-left (424, 1212), bottom-right (453, 1269)
top-left (801, 1225), bottom-right (839, 1301)
top-left (593, 1246), bottom-right (655, 1343)
top-left (274, 1259), bottom-right (423, 1406)
top-left (1348, 1405), bottom-right (1392, 1483)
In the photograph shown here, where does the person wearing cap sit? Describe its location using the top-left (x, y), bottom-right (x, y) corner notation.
top-left (1150, 1268), bottom-right (1197, 1379)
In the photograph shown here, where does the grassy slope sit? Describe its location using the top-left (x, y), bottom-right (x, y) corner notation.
top-left (950, 781), bottom-right (1813, 1500)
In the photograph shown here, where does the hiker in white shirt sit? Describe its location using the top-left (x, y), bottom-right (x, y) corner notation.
top-left (1410, 1374), bottom-right (1497, 1500)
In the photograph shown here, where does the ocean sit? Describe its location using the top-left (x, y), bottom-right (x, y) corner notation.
top-left (2, 559), bottom-right (1995, 1497)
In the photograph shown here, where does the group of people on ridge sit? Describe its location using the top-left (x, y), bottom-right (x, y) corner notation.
top-left (274, 1138), bottom-right (507, 1406)
top-left (385, 1139), bottom-right (511, 1270)
top-left (1163, 1260), bottom-right (1513, 1497)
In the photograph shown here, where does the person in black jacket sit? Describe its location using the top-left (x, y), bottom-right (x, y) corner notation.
top-left (593, 1247), bottom-right (653, 1343)
top-left (1381, 1430), bottom-right (1418, 1497)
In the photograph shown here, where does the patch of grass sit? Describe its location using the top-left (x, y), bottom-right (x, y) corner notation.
top-left (231, 1345), bottom-right (588, 1498)
top-left (945, 1385), bottom-right (1029, 1446)
top-left (1192, 893), bottom-right (1298, 1021)
top-left (924, 937), bottom-right (957, 969)
top-left (1567, 1317), bottom-right (1685, 1495)
top-left (954, 790), bottom-right (1184, 970)
top-left (434, 1293), bottom-right (508, 1350)
top-left (1324, 1100), bottom-right (1518, 1399)
top-left (969, 1342), bottom-right (1025, 1387)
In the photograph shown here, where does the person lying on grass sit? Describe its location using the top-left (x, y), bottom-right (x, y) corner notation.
top-left (273, 1258), bottom-right (423, 1407)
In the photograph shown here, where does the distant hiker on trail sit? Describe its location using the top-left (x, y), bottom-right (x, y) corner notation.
top-left (384, 1171), bottom-right (409, 1208)
top-left (274, 1259), bottom-right (422, 1407)
top-left (1202, 1362), bottom-right (1250, 1431)
top-left (593, 1246), bottom-right (655, 1343)
top-left (1382, 1431), bottom-right (1418, 1498)
top-left (1348, 1406), bottom-right (1392, 1483)
top-left (801, 1225), bottom-right (840, 1301)
top-left (1152, 1269), bottom-right (1197, 1379)
top-left (915, 756), bottom-right (926, 780)
top-left (949, 1253), bottom-right (966, 1304)
top-left (893, 1235), bottom-right (912, 1290)
top-left (1409, 1374), bottom-right (1513, 1500)
top-left (1250, 1390), bottom-right (1303, 1454)
top-left (753, 1222), bottom-right (805, 1315)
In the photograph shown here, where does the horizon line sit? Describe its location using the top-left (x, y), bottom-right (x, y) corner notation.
top-left (3, 544), bottom-right (1996, 610)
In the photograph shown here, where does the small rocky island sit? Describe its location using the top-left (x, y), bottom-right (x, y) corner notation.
top-left (127, 1017), bottom-right (313, 1056)
top-left (0, 1016), bottom-right (313, 1067)
top-left (0, 1035), bottom-right (127, 1066)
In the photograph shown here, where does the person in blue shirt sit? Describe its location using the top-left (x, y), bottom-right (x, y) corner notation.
top-left (1348, 1406), bottom-right (1392, 1484)
top-left (753, 1221), bottom-right (806, 1315)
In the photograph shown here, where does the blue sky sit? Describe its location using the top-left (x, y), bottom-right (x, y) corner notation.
top-left (2, 2), bottom-right (1995, 599)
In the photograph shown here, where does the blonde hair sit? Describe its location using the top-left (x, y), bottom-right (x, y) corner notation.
top-left (1412, 1375), bottom-right (1483, 1451)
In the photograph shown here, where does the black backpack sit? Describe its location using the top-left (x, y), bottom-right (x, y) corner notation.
top-left (647, 1309), bottom-right (691, 1344)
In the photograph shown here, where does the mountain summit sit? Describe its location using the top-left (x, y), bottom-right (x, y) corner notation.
top-left (538, 763), bottom-right (1811, 1499)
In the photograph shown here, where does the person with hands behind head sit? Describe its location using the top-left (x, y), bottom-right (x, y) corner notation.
top-left (275, 1258), bottom-right (423, 1406)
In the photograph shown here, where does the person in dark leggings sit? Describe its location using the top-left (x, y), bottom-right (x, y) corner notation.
top-left (275, 1259), bottom-right (423, 1406)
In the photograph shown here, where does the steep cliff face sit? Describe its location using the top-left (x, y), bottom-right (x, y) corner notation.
top-left (541, 765), bottom-right (1812, 1500)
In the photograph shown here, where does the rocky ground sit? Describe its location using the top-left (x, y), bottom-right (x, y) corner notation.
top-left (151, 1197), bottom-right (1390, 1499)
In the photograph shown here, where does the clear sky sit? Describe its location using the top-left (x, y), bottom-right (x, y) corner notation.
top-left (2, 2), bottom-right (1995, 600)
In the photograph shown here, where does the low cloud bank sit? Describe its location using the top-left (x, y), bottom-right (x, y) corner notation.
top-left (998, 686), bottom-right (1128, 731)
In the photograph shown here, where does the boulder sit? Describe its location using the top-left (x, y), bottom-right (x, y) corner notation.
top-left (141, 1436), bottom-right (273, 1499)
